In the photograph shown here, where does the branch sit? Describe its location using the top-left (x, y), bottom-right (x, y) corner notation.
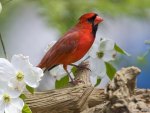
top-left (82, 67), bottom-right (150, 113)
top-left (25, 62), bottom-right (149, 113)
top-left (25, 85), bottom-right (105, 113)
top-left (0, 33), bottom-right (7, 58)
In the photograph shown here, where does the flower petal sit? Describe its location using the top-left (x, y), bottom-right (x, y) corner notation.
top-left (8, 78), bottom-right (25, 98)
top-left (11, 54), bottom-right (32, 71)
top-left (5, 98), bottom-right (24, 113)
top-left (37, 71), bottom-right (56, 91)
top-left (50, 65), bottom-right (66, 80)
top-left (0, 58), bottom-right (16, 81)
top-left (88, 43), bottom-right (99, 59)
top-left (99, 39), bottom-right (115, 51)
top-left (99, 76), bottom-right (110, 88)
top-left (0, 99), bottom-right (5, 113)
top-left (90, 76), bottom-right (97, 86)
top-left (0, 80), bottom-right (8, 92)
top-left (11, 98), bottom-right (24, 110)
top-left (102, 50), bottom-right (117, 62)
top-left (89, 58), bottom-right (106, 78)
top-left (24, 67), bottom-right (43, 88)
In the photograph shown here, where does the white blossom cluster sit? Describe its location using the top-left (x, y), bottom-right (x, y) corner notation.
top-left (88, 38), bottom-right (116, 85)
top-left (0, 54), bottom-right (43, 113)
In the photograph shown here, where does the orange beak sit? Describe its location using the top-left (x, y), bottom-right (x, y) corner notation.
top-left (94, 16), bottom-right (103, 25)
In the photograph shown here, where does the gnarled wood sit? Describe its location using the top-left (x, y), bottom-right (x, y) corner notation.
top-left (25, 62), bottom-right (150, 113)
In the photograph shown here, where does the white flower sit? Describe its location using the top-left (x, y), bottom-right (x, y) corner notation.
top-left (90, 38), bottom-right (116, 61)
top-left (0, 2), bottom-right (2, 14)
top-left (89, 58), bottom-right (106, 78)
top-left (89, 38), bottom-right (116, 78)
top-left (49, 65), bottom-right (67, 80)
top-left (0, 80), bottom-right (24, 113)
top-left (0, 54), bottom-right (43, 95)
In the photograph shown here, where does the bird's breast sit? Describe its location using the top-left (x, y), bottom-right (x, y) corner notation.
top-left (67, 32), bottom-right (94, 63)
top-left (77, 33), bottom-right (94, 55)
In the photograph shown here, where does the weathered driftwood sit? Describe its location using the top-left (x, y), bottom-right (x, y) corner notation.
top-left (25, 62), bottom-right (150, 113)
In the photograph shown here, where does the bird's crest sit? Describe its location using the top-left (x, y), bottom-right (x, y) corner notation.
top-left (79, 12), bottom-right (97, 22)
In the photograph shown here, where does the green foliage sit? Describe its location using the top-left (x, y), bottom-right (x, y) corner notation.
top-left (0, 0), bottom-right (22, 25)
top-left (1, 0), bottom-right (150, 33)
top-left (71, 66), bottom-right (77, 76)
top-left (94, 78), bottom-right (101, 87)
top-left (22, 104), bottom-right (32, 113)
top-left (145, 40), bottom-right (150, 45)
top-left (137, 56), bottom-right (147, 64)
top-left (114, 43), bottom-right (130, 56)
top-left (105, 62), bottom-right (116, 80)
top-left (26, 85), bottom-right (34, 94)
top-left (55, 75), bottom-right (69, 89)
top-left (31, 0), bottom-right (150, 33)
top-left (19, 94), bottom-right (27, 100)
top-left (137, 49), bottom-right (150, 65)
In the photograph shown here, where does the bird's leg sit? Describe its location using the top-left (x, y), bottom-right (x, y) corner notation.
top-left (63, 65), bottom-right (75, 84)
top-left (70, 63), bottom-right (91, 71)
top-left (63, 65), bottom-right (83, 85)
top-left (65, 68), bottom-right (74, 82)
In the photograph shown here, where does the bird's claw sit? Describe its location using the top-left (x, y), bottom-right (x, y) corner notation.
top-left (78, 64), bottom-right (91, 71)
top-left (70, 79), bottom-right (85, 85)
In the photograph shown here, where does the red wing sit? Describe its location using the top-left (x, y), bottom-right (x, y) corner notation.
top-left (38, 31), bottom-right (79, 69)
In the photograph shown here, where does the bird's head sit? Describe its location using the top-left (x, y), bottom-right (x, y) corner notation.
top-left (78, 12), bottom-right (103, 37)
top-left (78, 12), bottom-right (103, 26)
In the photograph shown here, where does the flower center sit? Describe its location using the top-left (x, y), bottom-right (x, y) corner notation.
top-left (3, 94), bottom-right (10, 103)
top-left (97, 51), bottom-right (104, 58)
top-left (16, 71), bottom-right (24, 81)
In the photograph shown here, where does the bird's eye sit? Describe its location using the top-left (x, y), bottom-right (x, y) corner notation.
top-left (87, 18), bottom-right (93, 23)
top-left (87, 14), bottom-right (97, 24)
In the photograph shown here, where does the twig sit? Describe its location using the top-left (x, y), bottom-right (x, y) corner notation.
top-left (0, 33), bottom-right (7, 58)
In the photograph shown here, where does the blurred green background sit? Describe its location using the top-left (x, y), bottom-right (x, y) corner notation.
top-left (0, 0), bottom-right (150, 89)
top-left (1, 0), bottom-right (150, 33)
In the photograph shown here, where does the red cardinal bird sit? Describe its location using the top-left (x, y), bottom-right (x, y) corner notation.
top-left (37, 12), bottom-right (103, 82)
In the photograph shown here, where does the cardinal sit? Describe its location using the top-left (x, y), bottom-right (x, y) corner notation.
top-left (37, 12), bottom-right (103, 83)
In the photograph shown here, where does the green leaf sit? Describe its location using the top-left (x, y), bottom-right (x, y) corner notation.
top-left (137, 49), bottom-right (150, 64)
top-left (22, 104), bottom-right (32, 113)
top-left (137, 56), bottom-right (147, 64)
top-left (26, 85), bottom-right (34, 94)
top-left (94, 78), bottom-right (101, 87)
top-left (105, 62), bottom-right (116, 80)
top-left (55, 75), bottom-right (69, 89)
top-left (19, 94), bottom-right (27, 100)
top-left (71, 66), bottom-right (77, 76)
top-left (114, 43), bottom-right (130, 56)
top-left (145, 40), bottom-right (150, 45)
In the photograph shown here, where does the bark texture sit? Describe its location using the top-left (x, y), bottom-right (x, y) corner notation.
top-left (25, 62), bottom-right (150, 113)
